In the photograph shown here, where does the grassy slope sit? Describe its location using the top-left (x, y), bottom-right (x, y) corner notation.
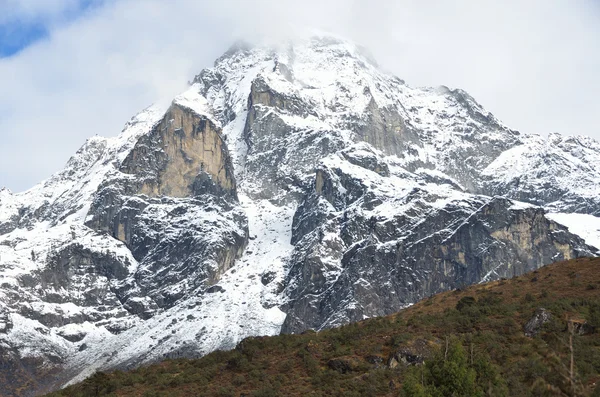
top-left (48, 257), bottom-right (600, 397)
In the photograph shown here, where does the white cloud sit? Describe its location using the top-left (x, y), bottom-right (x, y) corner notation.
top-left (1, 0), bottom-right (599, 191)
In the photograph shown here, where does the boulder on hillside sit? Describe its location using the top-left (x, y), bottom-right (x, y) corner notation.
top-left (524, 308), bottom-right (552, 337)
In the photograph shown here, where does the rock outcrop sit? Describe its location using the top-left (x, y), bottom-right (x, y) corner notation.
top-left (281, 153), bottom-right (592, 333)
top-left (524, 308), bottom-right (552, 337)
top-left (121, 103), bottom-right (236, 199)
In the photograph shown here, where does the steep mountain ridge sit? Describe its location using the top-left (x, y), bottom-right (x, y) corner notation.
top-left (0, 34), bottom-right (599, 395)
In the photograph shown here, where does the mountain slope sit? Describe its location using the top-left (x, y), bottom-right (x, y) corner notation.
top-left (0, 34), bottom-right (599, 395)
top-left (46, 257), bottom-right (600, 397)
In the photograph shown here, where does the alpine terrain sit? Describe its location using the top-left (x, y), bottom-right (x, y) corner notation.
top-left (0, 34), bottom-right (599, 395)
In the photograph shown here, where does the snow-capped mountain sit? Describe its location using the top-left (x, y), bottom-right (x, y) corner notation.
top-left (0, 34), bottom-right (599, 395)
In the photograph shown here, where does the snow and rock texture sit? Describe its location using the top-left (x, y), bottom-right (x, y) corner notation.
top-left (0, 34), bottom-right (599, 395)
top-left (480, 133), bottom-right (600, 215)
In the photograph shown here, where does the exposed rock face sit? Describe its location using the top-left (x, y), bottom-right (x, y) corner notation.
top-left (121, 103), bottom-right (236, 199)
top-left (86, 103), bottom-right (238, 244)
top-left (77, 101), bottom-right (248, 321)
top-left (281, 153), bottom-right (591, 333)
top-left (524, 308), bottom-right (552, 337)
top-left (388, 339), bottom-right (429, 368)
top-left (0, 35), bottom-right (599, 395)
top-left (572, 321), bottom-right (596, 336)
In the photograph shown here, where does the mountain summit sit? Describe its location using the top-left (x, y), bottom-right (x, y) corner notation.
top-left (0, 35), bottom-right (598, 395)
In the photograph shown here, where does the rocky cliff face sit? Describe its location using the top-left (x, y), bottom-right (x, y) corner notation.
top-left (281, 148), bottom-right (590, 333)
top-left (121, 103), bottom-right (236, 199)
top-left (0, 34), bottom-right (599, 396)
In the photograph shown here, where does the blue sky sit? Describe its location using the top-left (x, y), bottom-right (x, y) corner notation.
top-left (0, 20), bottom-right (47, 57)
top-left (0, 0), bottom-right (102, 58)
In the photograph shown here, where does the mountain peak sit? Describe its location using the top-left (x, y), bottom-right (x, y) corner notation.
top-left (1, 34), bottom-right (600, 396)
top-left (209, 33), bottom-right (380, 78)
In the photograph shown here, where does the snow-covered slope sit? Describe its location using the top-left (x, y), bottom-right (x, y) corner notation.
top-left (0, 34), bottom-right (599, 395)
top-left (481, 133), bottom-right (600, 214)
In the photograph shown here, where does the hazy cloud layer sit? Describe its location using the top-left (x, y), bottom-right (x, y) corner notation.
top-left (1, 0), bottom-right (599, 191)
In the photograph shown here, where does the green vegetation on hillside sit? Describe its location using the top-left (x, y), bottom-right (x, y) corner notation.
top-left (48, 257), bottom-right (600, 397)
